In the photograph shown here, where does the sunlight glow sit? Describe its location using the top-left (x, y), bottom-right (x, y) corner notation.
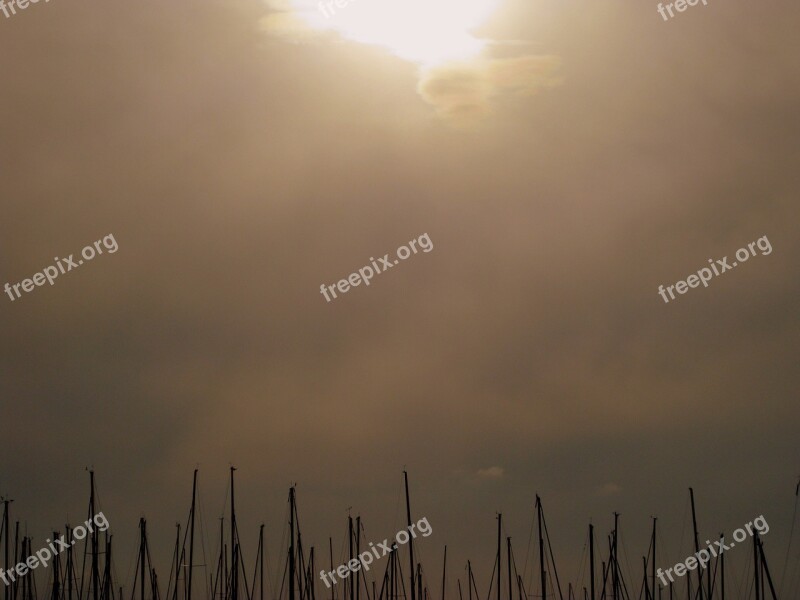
top-left (292, 0), bottom-right (501, 65)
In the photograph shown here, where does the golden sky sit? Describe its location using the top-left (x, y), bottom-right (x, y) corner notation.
top-left (0, 0), bottom-right (799, 590)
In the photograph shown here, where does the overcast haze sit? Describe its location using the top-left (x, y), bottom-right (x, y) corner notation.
top-left (0, 0), bottom-right (798, 595)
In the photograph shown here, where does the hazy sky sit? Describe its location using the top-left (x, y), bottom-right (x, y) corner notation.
top-left (1, 0), bottom-right (799, 596)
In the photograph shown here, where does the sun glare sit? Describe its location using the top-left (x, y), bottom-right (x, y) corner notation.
top-left (293, 0), bottom-right (501, 65)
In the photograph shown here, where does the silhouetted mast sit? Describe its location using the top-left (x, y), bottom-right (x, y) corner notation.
top-left (441, 546), bottom-right (447, 600)
top-left (688, 489), bottom-right (702, 600)
top-left (188, 470), bottom-right (198, 600)
top-left (230, 469), bottom-right (238, 600)
top-left (589, 525), bottom-right (595, 600)
top-left (403, 473), bottom-right (416, 600)
top-left (290, 488), bottom-right (296, 600)
top-left (496, 514), bottom-right (501, 600)
top-left (536, 497), bottom-right (546, 600)
top-left (90, 472), bottom-right (100, 600)
top-left (3, 500), bottom-right (9, 600)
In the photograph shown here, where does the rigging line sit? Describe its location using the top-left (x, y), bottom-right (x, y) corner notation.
top-left (165, 525), bottom-right (180, 600)
top-left (521, 509), bottom-right (536, 588)
top-left (704, 542), bottom-right (721, 600)
top-left (617, 529), bottom-right (635, 599)
top-left (276, 544), bottom-right (288, 600)
top-left (731, 538), bottom-right (750, 600)
top-left (678, 498), bottom-right (689, 569)
top-left (485, 550), bottom-right (498, 600)
top-left (572, 537), bottom-right (587, 592)
top-left (197, 489), bottom-right (213, 600)
top-left (540, 513), bottom-right (563, 600)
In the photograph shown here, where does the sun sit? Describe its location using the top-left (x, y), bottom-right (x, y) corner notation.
top-left (291, 0), bottom-right (501, 65)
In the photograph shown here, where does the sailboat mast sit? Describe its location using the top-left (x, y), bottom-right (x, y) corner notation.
top-left (506, 538), bottom-right (511, 600)
top-left (52, 532), bottom-right (61, 600)
top-left (66, 527), bottom-right (73, 600)
top-left (589, 525), bottom-right (595, 600)
top-left (3, 500), bottom-right (9, 600)
top-left (651, 518), bottom-right (657, 600)
top-left (536, 497), bottom-right (545, 600)
top-left (403, 472), bottom-right (416, 600)
top-left (753, 533), bottom-right (761, 600)
top-left (260, 525), bottom-right (265, 600)
top-left (188, 470), bottom-right (197, 600)
top-left (140, 519), bottom-right (147, 600)
top-left (441, 546), bottom-right (447, 600)
top-left (230, 469), bottom-right (238, 600)
top-left (688, 489), bottom-right (702, 600)
top-left (289, 489), bottom-right (296, 600)
top-left (348, 516), bottom-right (354, 600)
top-left (612, 513), bottom-right (619, 600)
top-left (496, 515), bottom-right (501, 600)
top-left (719, 533), bottom-right (724, 600)
top-left (329, 538), bottom-right (335, 600)
top-left (356, 518), bottom-right (361, 600)
top-left (3, 499), bottom-right (11, 600)
top-left (91, 471), bottom-right (100, 600)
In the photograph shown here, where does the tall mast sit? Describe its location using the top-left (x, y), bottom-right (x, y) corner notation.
top-left (441, 546), bottom-right (447, 600)
top-left (66, 527), bottom-right (73, 600)
top-left (52, 532), bottom-right (61, 600)
top-left (188, 470), bottom-right (198, 600)
top-left (12, 521), bottom-right (19, 600)
top-left (104, 533), bottom-right (113, 600)
top-left (3, 500), bottom-right (9, 600)
top-left (496, 515), bottom-right (501, 600)
top-left (612, 514), bottom-right (619, 600)
top-left (140, 519), bottom-right (147, 600)
top-left (230, 469), bottom-right (238, 600)
top-left (536, 497), bottom-right (546, 600)
top-left (171, 525), bottom-right (180, 600)
top-left (329, 538), bottom-right (335, 600)
top-left (506, 538), bottom-right (511, 600)
top-left (753, 533), bottom-right (761, 600)
top-left (348, 516), bottom-right (354, 600)
top-left (91, 471), bottom-right (100, 600)
top-left (403, 472), bottom-right (416, 600)
top-left (290, 488), bottom-right (296, 600)
top-left (688, 489), bottom-right (702, 600)
top-left (589, 525), bottom-right (595, 600)
top-left (356, 518), bottom-right (361, 600)
top-left (259, 525), bottom-right (265, 600)
top-left (758, 534), bottom-right (778, 600)
top-left (719, 533), bottom-right (725, 600)
top-left (651, 518), bottom-right (657, 600)
top-left (309, 547), bottom-right (316, 600)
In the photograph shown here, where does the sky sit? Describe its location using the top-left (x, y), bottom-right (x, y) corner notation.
top-left (0, 0), bottom-right (799, 597)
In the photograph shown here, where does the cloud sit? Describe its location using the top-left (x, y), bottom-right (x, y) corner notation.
top-left (259, 0), bottom-right (561, 126)
top-left (597, 483), bottom-right (622, 497)
top-left (416, 55), bottom-right (562, 128)
top-left (476, 466), bottom-right (505, 479)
